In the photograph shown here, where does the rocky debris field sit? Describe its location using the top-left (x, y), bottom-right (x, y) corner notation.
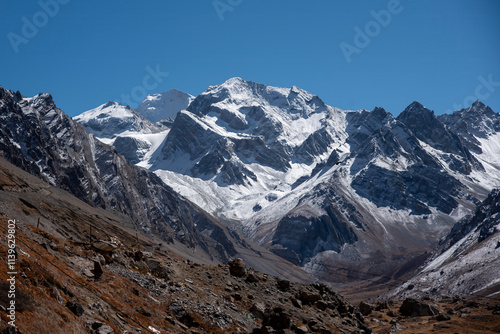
top-left (0, 218), bottom-right (370, 334)
top-left (1, 216), bottom-right (499, 334)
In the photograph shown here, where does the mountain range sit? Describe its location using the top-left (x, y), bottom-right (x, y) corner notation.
top-left (1, 78), bottom-right (499, 300)
top-left (0, 86), bottom-right (311, 282)
top-left (76, 78), bottom-right (500, 288)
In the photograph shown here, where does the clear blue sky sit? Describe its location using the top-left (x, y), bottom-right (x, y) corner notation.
top-left (1, 0), bottom-right (499, 117)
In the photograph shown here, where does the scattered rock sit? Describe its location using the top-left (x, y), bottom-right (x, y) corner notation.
top-left (436, 313), bottom-right (451, 321)
top-left (246, 272), bottom-right (260, 283)
top-left (138, 308), bottom-right (151, 317)
top-left (315, 300), bottom-right (328, 311)
top-left (460, 307), bottom-right (471, 314)
top-left (277, 278), bottom-right (290, 291)
top-left (96, 254), bottom-right (106, 266)
top-left (169, 302), bottom-right (198, 327)
top-left (387, 309), bottom-right (397, 317)
top-left (66, 301), bottom-right (84, 316)
top-left (134, 251), bottom-right (143, 261)
top-left (375, 301), bottom-right (389, 311)
top-left (299, 290), bottom-right (322, 304)
top-left (53, 287), bottom-right (64, 304)
top-left (390, 323), bottom-right (403, 332)
top-left (359, 301), bottom-right (374, 316)
top-left (294, 324), bottom-right (309, 333)
top-left (91, 321), bottom-right (114, 334)
top-left (490, 304), bottom-right (500, 315)
top-left (93, 240), bottom-right (118, 252)
top-left (92, 260), bottom-right (103, 280)
top-left (291, 298), bottom-right (302, 309)
top-left (250, 302), bottom-right (266, 320)
top-left (263, 309), bottom-right (291, 330)
top-left (399, 298), bottom-right (440, 317)
top-left (228, 258), bottom-right (247, 277)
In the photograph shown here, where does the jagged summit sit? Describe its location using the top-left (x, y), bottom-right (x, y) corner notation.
top-left (439, 99), bottom-right (500, 145)
top-left (371, 106), bottom-right (391, 121)
top-left (459, 100), bottom-right (495, 116)
top-left (398, 101), bottom-right (434, 120)
top-left (188, 77), bottom-right (328, 121)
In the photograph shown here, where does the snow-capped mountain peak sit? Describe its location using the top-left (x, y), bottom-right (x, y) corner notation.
top-left (137, 88), bottom-right (194, 123)
top-left (74, 101), bottom-right (162, 139)
top-left (73, 101), bottom-right (169, 165)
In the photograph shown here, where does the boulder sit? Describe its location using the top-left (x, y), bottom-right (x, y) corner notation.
top-left (228, 258), bottom-right (247, 277)
top-left (91, 321), bottom-right (114, 334)
top-left (92, 260), bottom-right (103, 280)
top-left (277, 278), bottom-right (290, 291)
top-left (250, 302), bottom-right (266, 320)
top-left (299, 290), bottom-right (322, 304)
top-left (399, 298), bottom-right (440, 317)
top-left (66, 301), bottom-right (84, 316)
top-left (359, 301), bottom-right (374, 316)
